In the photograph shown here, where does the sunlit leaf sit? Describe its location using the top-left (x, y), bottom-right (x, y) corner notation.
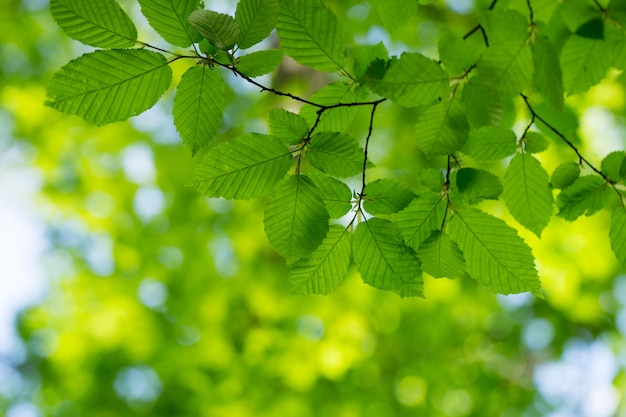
top-left (551, 161), bottom-right (580, 189)
top-left (523, 131), bottom-right (550, 154)
top-left (307, 132), bottom-right (364, 178)
top-left (299, 83), bottom-right (367, 132)
top-left (138, 0), bottom-right (201, 47)
top-left (415, 99), bottom-right (469, 158)
top-left (561, 35), bottom-right (612, 94)
top-left (236, 49), bottom-right (284, 77)
top-left (418, 231), bottom-right (465, 279)
top-left (354, 42), bottom-right (388, 78)
top-left (610, 206), bottom-right (626, 269)
top-left (601, 151), bottom-right (626, 182)
top-left (363, 178), bottom-right (414, 215)
top-left (461, 125), bottom-right (516, 161)
top-left (557, 175), bottom-right (610, 220)
top-left (235, 0), bottom-right (279, 49)
top-left (455, 168), bottom-right (503, 204)
top-left (394, 193), bottom-right (447, 252)
top-left (533, 35), bottom-right (564, 111)
top-left (188, 10), bottom-right (239, 50)
top-left (307, 172), bottom-right (353, 218)
top-left (269, 109), bottom-right (309, 145)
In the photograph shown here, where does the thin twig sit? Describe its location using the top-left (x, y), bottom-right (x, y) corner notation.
top-left (526, 0), bottom-right (534, 25)
top-left (463, 24), bottom-right (490, 47)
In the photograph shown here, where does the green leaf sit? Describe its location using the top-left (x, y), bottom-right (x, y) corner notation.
top-left (523, 131), bottom-right (550, 154)
top-left (138, 0), bottom-right (202, 47)
top-left (461, 80), bottom-right (503, 128)
top-left (289, 225), bottom-right (351, 295)
top-left (448, 208), bottom-right (541, 295)
top-left (354, 42), bottom-right (388, 78)
top-left (455, 168), bottom-right (503, 204)
top-left (394, 193), bottom-right (447, 252)
top-left (610, 207), bottom-right (626, 269)
top-left (503, 153), bottom-right (554, 237)
top-left (551, 161), bottom-right (580, 189)
top-left (236, 49), bottom-right (284, 77)
top-left (45, 49), bottom-right (171, 126)
top-left (601, 151), bottom-right (626, 182)
top-left (307, 172), bottom-right (353, 218)
top-left (173, 65), bottom-right (224, 156)
top-left (418, 231), bottom-right (465, 279)
top-left (557, 175), bottom-right (610, 220)
top-left (417, 169), bottom-right (445, 193)
top-left (361, 53), bottom-right (449, 107)
top-left (575, 18), bottom-right (604, 40)
top-left (299, 83), bottom-right (367, 132)
top-left (415, 99), bottom-right (469, 159)
top-left (276, 0), bottom-right (346, 72)
top-left (363, 179), bottom-right (414, 215)
top-left (264, 175), bottom-right (330, 259)
top-left (269, 109), bottom-right (309, 145)
top-left (371, 0), bottom-right (417, 33)
top-left (50, 0), bottom-right (137, 48)
top-left (477, 40), bottom-right (533, 96)
top-left (560, 35), bottom-right (613, 94)
top-left (188, 133), bottom-right (293, 199)
top-left (188, 10), bottom-right (240, 50)
top-left (438, 30), bottom-right (485, 76)
top-left (462, 126), bottom-right (516, 161)
top-left (307, 132), bottom-right (364, 178)
top-left (533, 35), bottom-right (564, 111)
top-left (235, 0), bottom-right (279, 49)
top-left (353, 218), bottom-right (423, 298)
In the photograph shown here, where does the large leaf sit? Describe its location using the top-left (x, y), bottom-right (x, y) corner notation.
top-left (307, 132), bottom-right (364, 178)
top-left (269, 109), bottom-right (309, 145)
top-left (188, 10), bottom-right (240, 50)
top-left (363, 179), bottom-right (414, 215)
top-left (394, 193), bottom-right (447, 252)
top-left (236, 49), bottom-right (284, 77)
top-left (533, 35), bottom-right (564, 111)
top-left (610, 206), bottom-right (626, 269)
top-left (503, 153), bottom-right (554, 237)
top-left (289, 225), bottom-right (351, 294)
top-left (461, 125), bottom-right (516, 161)
top-left (138, 0), bottom-right (202, 47)
top-left (45, 49), bottom-right (171, 125)
top-left (353, 218), bottom-right (423, 298)
top-left (477, 41), bottom-right (533, 95)
top-left (560, 35), bottom-right (613, 94)
top-left (448, 208), bottom-right (541, 295)
top-left (307, 172), bottom-right (353, 218)
top-left (299, 83), bottom-right (366, 132)
top-left (188, 133), bottom-right (293, 199)
top-left (361, 53), bottom-right (449, 106)
top-left (264, 175), bottom-right (330, 259)
top-left (173, 65), bottom-right (224, 155)
top-left (50, 0), bottom-right (137, 48)
top-left (415, 99), bottom-right (469, 158)
top-left (557, 175), bottom-right (611, 220)
top-left (235, 0), bottom-right (279, 49)
top-left (276, 0), bottom-right (346, 72)
top-left (418, 231), bottom-right (465, 279)
top-left (438, 30), bottom-right (485, 76)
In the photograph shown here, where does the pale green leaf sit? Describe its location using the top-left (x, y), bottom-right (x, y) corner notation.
top-left (363, 179), bottom-right (414, 215)
top-left (551, 161), bottom-right (580, 189)
top-left (264, 175), bottom-right (330, 259)
top-left (455, 168), bottom-right (503, 204)
top-left (560, 35), bottom-right (613, 94)
top-left (371, 0), bottom-right (417, 32)
top-left (50, 0), bottom-right (137, 48)
top-left (307, 132), bottom-right (364, 178)
top-left (477, 41), bottom-right (533, 95)
top-left (361, 53), bottom-right (449, 107)
top-left (235, 0), bottom-right (279, 49)
top-left (610, 207), bottom-right (626, 269)
top-left (418, 231), bottom-right (465, 279)
top-left (188, 10), bottom-right (239, 50)
top-left (300, 83), bottom-right (368, 132)
top-left (45, 49), bottom-right (171, 125)
top-left (415, 99), bottom-right (469, 159)
top-left (138, 0), bottom-right (202, 47)
top-left (236, 49), bottom-right (283, 77)
top-left (601, 151), bottom-right (626, 182)
top-left (533, 35), bottom-right (564, 111)
top-left (289, 225), bottom-right (351, 294)
top-left (173, 65), bottom-right (224, 155)
top-left (354, 42), bottom-right (388, 78)
top-left (462, 125), bottom-right (516, 161)
top-left (307, 172), bottom-right (352, 218)
top-left (417, 169), bottom-right (445, 193)
top-left (448, 208), bottom-right (541, 295)
top-left (394, 193), bottom-right (447, 252)
top-left (269, 109), bottom-right (309, 145)
top-left (353, 218), bottom-right (423, 298)
top-left (276, 0), bottom-right (346, 72)
top-left (503, 153), bottom-right (554, 237)
top-left (557, 175), bottom-right (611, 220)
top-left (523, 131), bottom-right (550, 154)
top-left (188, 133), bottom-right (293, 199)
top-left (461, 79), bottom-right (503, 128)
top-left (438, 30), bottom-right (485, 76)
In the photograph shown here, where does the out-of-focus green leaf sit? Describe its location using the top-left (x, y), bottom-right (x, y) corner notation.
top-left (551, 161), bottom-right (580, 189)
top-left (601, 151), bottom-right (626, 182)
top-left (533, 35), bottom-right (564, 111)
top-left (462, 125), bottom-right (516, 161)
top-left (415, 99), bottom-right (469, 158)
top-left (523, 131), bottom-right (550, 154)
top-left (610, 206), bottom-right (626, 268)
top-left (557, 175), bottom-right (610, 220)
top-left (456, 168), bottom-right (503, 204)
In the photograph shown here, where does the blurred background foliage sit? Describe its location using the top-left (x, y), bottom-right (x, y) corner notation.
top-left (1, 0), bottom-right (626, 416)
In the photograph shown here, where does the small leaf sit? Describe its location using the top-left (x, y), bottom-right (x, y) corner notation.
top-left (610, 207), bottom-right (626, 269)
top-left (361, 52), bottom-right (449, 107)
top-left (264, 175), bottom-right (330, 259)
top-left (307, 172), bottom-right (353, 218)
top-left (235, 0), bottom-right (279, 49)
top-left (45, 49), bottom-right (171, 125)
top-left (188, 133), bottom-right (293, 199)
top-left (455, 168), bottom-right (503, 204)
top-left (503, 153), bottom-right (554, 237)
top-left (289, 225), bottom-right (351, 295)
top-left (418, 231), bottom-right (465, 279)
top-left (300, 83), bottom-right (367, 132)
top-left (523, 131), bottom-right (549, 154)
top-left (353, 218), bottom-right (423, 298)
top-left (188, 9), bottom-right (240, 50)
top-left (363, 178), bottom-right (414, 215)
top-left (173, 65), bottom-right (224, 155)
top-left (551, 161), bottom-right (580, 189)
top-left (533, 35), bottom-right (564, 111)
top-left (557, 175), bottom-right (610, 221)
top-left (394, 193), bottom-right (447, 252)
top-left (307, 132), bottom-right (364, 178)
top-left (138, 0), bottom-right (202, 47)
top-left (50, 0), bottom-right (137, 48)
top-left (462, 126), bottom-right (516, 161)
top-left (354, 42), bottom-right (388, 78)
top-left (601, 151), bottom-right (626, 182)
top-left (277, 0), bottom-right (346, 72)
top-left (269, 109), bottom-right (309, 145)
top-left (415, 99), bottom-right (470, 159)
top-left (236, 49), bottom-right (284, 77)
top-left (448, 208), bottom-right (541, 295)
